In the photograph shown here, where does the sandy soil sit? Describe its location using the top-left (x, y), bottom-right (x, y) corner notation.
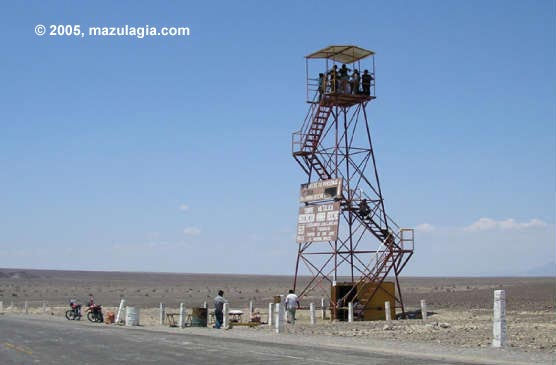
top-left (1, 269), bottom-right (554, 355)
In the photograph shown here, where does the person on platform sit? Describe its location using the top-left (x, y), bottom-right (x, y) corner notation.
top-left (328, 65), bottom-right (338, 92)
top-left (285, 289), bottom-right (300, 325)
top-left (339, 64), bottom-right (351, 93)
top-left (213, 290), bottom-right (228, 329)
top-left (351, 69), bottom-right (360, 95)
top-left (362, 69), bottom-right (373, 96)
top-left (318, 73), bottom-right (325, 100)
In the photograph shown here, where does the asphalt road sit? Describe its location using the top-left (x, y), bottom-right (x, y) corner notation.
top-left (0, 316), bottom-right (478, 365)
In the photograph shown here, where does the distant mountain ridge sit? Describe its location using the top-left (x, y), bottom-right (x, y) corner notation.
top-left (0, 270), bottom-right (39, 279)
top-left (524, 261), bottom-right (556, 276)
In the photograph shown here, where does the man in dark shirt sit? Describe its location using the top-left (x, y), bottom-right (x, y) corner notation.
top-left (359, 199), bottom-right (371, 219)
top-left (362, 70), bottom-right (373, 96)
top-left (318, 73), bottom-right (325, 100)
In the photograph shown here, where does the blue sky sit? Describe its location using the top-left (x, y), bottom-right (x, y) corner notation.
top-left (1, 1), bottom-right (554, 276)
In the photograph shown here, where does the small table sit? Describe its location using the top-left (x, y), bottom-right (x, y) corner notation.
top-left (166, 313), bottom-right (178, 327)
top-left (166, 313), bottom-right (192, 327)
top-left (228, 310), bottom-right (243, 323)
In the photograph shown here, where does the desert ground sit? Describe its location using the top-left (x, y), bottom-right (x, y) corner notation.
top-left (0, 269), bottom-right (554, 355)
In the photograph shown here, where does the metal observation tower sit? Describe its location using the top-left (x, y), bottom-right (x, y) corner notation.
top-left (291, 45), bottom-right (414, 319)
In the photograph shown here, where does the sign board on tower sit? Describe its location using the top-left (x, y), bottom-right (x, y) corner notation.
top-left (296, 201), bottom-right (340, 242)
top-left (299, 178), bottom-right (342, 203)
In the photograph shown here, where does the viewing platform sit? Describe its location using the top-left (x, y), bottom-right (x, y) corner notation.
top-left (316, 92), bottom-right (376, 108)
top-left (305, 45), bottom-right (376, 106)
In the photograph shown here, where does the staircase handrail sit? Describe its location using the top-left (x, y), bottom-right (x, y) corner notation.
top-left (292, 92), bottom-right (330, 155)
top-left (299, 92), bottom-right (320, 135)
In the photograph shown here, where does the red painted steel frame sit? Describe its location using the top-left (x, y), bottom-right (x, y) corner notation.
top-left (292, 50), bottom-right (414, 318)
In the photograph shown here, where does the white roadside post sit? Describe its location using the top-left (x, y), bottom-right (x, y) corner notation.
top-left (348, 302), bottom-right (354, 323)
top-left (321, 298), bottom-right (326, 320)
top-left (115, 299), bottom-right (126, 324)
top-left (310, 302), bottom-right (316, 325)
top-left (0, 301), bottom-right (3, 314)
top-left (204, 301), bottom-right (210, 328)
top-left (268, 303), bottom-right (274, 327)
top-left (385, 301), bottom-right (391, 321)
top-left (223, 302), bottom-right (229, 328)
top-left (200, 301), bottom-right (207, 327)
top-left (159, 303), bottom-right (165, 325)
top-left (492, 290), bottom-right (506, 348)
top-left (42, 301), bottom-right (47, 313)
top-left (420, 299), bottom-right (428, 320)
top-left (275, 303), bottom-right (284, 333)
top-left (24, 301), bottom-right (29, 314)
top-left (249, 300), bottom-right (254, 321)
top-left (179, 303), bottom-right (185, 328)
top-left (280, 295), bottom-right (285, 322)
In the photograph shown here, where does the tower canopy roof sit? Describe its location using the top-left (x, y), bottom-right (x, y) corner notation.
top-left (306, 45), bottom-right (374, 63)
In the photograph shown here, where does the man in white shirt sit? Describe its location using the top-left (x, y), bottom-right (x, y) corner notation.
top-left (213, 290), bottom-right (227, 329)
top-left (285, 289), bottom-right (300, 324)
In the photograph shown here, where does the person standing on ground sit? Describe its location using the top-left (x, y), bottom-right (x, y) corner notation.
top-left (353, 299), bottom-right (364, 321)
top-left (285, 289), bottom-right (300, 325)
top-left (213, 290), bottom-right (227, 329)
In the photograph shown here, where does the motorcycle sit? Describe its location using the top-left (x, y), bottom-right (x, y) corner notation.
top-left (87, 304), bottom-right (104, 323)
top-left (65, 301), bottom-right (82, 321)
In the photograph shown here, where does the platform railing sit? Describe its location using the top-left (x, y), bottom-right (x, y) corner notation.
top-left (306, 69), bottom-right (376, 103)
top-left (292, 131), bottom-right (303, 155)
